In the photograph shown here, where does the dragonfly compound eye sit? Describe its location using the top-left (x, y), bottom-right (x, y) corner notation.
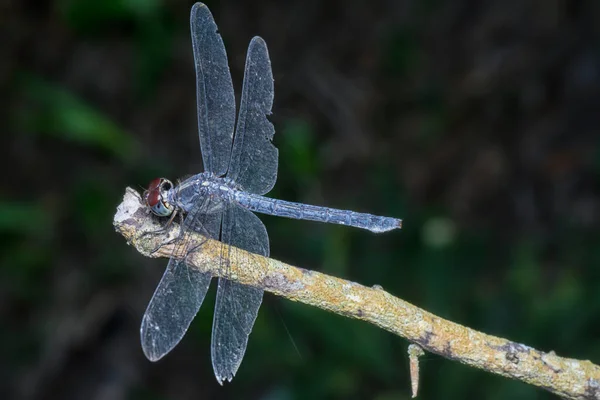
top-left (147, 178), bottom-right (162, 191)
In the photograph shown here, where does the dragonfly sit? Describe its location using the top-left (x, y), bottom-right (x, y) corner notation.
top-left (140, 2), bottom-right (402, 384)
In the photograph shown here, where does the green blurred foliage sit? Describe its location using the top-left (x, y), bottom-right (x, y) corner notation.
top-left (16, 74), bottom-right (140, 163)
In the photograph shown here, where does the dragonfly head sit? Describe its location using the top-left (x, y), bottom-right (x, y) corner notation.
top-left (143, 178), bottom-right (175, 217)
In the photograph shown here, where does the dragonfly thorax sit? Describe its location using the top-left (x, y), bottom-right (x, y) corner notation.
top-left (144, 173), bottom-right (240, 217)
top-left (169, 172), bottom-right (239, 215)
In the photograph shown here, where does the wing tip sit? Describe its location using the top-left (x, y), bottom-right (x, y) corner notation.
top-left (249, 36), bottom-right (269, 55)
top-left (191, 2), bottom-right (207, 12)
top-left (250, 36), bottom-right (266, 46)
top-left (212, 353), bottom-right (241, 385)
top-left (214, 371), bottom-right (236, 385)
top-left (190, 2), bottom-right (212, 26)
top-left (141, 343), bottom-right (165, 362)
top-left (140, 323), bottom-right (167, 362)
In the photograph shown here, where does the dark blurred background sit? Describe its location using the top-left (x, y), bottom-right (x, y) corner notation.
top-left (4, 0), bottom-right (600, 399)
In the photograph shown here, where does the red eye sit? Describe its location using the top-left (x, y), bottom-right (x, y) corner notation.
top-left (146, 188), bottom-right (161, 207)
top-left (148, 178), bottom-right (162, 191)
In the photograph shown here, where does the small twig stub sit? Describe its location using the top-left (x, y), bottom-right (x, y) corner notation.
top-left (408, 344), bottom-right (425, 398)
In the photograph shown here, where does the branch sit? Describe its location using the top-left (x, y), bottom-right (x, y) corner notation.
top-left (114, 188), bottom-right (600, 399)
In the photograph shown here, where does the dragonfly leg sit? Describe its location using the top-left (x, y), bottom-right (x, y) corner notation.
top-left (139, 210), bottom-right (186, 255)
top-left (182, 236), bottom-right (211, 267)
top-left (154, 211), bottom-right (186, 254)
top-left (165, 208), bottom-right (179, 227)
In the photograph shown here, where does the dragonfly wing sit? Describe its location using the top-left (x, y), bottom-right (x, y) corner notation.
top-left (227, 36), bottom-right (278, 195)
top-left (140, 258), bottom-right (211, 361)
top-left (211, 205), bottom-right (268, 383)
top-left (191, 3), bottom-right (236, 176)
top-left (141, 196), bottom-right (223, 361)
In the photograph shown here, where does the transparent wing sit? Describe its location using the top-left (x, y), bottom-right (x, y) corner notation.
top-left (140, 259), bottom-right (211, 362)
top-left (191, 3), bottom-right (236, 176)
top-left (227, 37), bottom-right (278, 195)
top-left (211, 205), bottom-right (269, 383)
top-left (140, 196), bottom-right (223, 361)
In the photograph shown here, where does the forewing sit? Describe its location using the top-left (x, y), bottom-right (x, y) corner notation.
top-left (227, 37), bottom-right (278, 195)
top-left (191, 3), bottom-right (236, 176)
top-left (211, 205), bottom-right (269, 383)
top-left (140, 196), bottom-right (223, 361)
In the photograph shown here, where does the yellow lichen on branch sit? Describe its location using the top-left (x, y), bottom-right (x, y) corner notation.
top-left (114, 187), bottom-right (600, 399)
